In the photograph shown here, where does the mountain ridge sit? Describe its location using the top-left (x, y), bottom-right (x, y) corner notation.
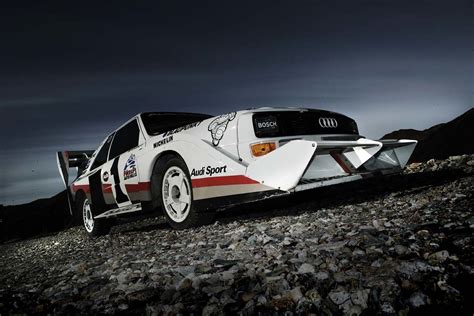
top-left (382, 108), bottom-right (473, 162)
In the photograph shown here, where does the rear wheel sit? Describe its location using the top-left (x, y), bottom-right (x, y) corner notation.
top-left (152, 155), bottom-right (215, 229)
top-left (75, 192), bottom-right (111, 236)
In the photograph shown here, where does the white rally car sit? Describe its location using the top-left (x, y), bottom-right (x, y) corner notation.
top-left (57, 107), bottom-right (417, 235)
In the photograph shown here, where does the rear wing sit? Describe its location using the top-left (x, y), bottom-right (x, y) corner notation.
top-left (56, 150), bottom-right (94, 215)
top-left (245, 138), bottom-right (417, 192)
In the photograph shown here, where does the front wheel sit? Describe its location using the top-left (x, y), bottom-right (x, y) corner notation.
top-left (152, 155), bottom-right (215, 229)
top-left (75, 192), bottom-right (111, 236)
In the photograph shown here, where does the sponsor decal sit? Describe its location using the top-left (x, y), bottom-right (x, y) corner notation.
top-left (255, 115), bottom-right (279, 133)
top-left (154, 135), bottom-right (173, 148)
top-left (257, 121), bottom-right (277, 129)
top-left (102, 171), bottom-right (109, 182)
top-left (191, 165), bottom-right (227, 177)
top-left (208, 112), bottom-right (236, 146)
top-left (163, 121), bottom-right (201, 137)
top-left (123, 154), bottom-right (138, 180)
top-left (318, 117), bottom-right (338, 128)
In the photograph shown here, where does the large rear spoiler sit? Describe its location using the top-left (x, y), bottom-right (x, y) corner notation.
top-left (245, 138), bottom-right (417, 192)
top-left (56, 150), bottom-right (94, 215)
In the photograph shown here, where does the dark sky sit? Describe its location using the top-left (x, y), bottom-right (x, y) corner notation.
top-left (0, 0), bottom-right (472, 205)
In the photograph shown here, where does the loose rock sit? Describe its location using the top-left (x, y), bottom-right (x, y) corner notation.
top-left (0, 155), bottom-right (472, 314)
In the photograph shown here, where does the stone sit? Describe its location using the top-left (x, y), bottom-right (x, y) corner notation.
top-left (352, 249), bottom-right (366, 257)
top-left (380, 302), bottom-right (395, 314)
top-left (429, 250), bottom-right (449, 263)
top-left (202, 304), bottom-right (219, 316)
top-left (282, 237), bottom-right (294, 246)
top-left (177, 278), bottom-right (193, 291)
top-left (394, 245), bottom-right (408, 256)
top-left (372, 219), bottom-right (381, 229)
top-left (328, 289), bottom-right (351, 305)
top-left (287, 287), bottom-right (303, 303)
top-left (256, 295), bottom-right (267, 304)
top-left (305, 289), bottom-right (321, 302)
top-left (408, 291), bottom-right (429, 308)
top-left (118, 303), bottom-right (129, 311)
top-left (298, 263), bottom-right (315, 274)
top-left (351, 289), bottom-right (370, 309)
top-left (314, 271), bottom-right (329, 280)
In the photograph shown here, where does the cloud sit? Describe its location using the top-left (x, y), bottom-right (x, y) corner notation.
top-left (0, 97), bottom-right (59, 108)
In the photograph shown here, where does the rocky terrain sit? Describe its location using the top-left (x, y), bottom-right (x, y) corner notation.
top-left (0, 156), bottom-right (473, 315)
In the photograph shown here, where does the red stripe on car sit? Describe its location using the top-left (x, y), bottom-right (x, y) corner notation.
top-left (71, 184), bottom-right (90, 193)
top-left (192, 175), bottom-right (259, 188)
top-left (102, 184), bottom-right (113, 193)
top-left (125, 182), bottom-right (151, 192)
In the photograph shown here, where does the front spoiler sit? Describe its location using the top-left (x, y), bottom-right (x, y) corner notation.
top-left (245, 138), bottom-right (417, 193)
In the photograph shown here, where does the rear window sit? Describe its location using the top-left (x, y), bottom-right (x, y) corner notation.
top-left (141, 112), bottom-right (212, 136)
top-left (91, 134), bottom-right (114, 170)
top-left (252, 110), bottom-right (358, 138)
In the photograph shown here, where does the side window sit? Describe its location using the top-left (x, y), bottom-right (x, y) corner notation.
top-left (91, 134), bottom-right (114, 170)
top-left (109, 119), bottom-right (140, 159)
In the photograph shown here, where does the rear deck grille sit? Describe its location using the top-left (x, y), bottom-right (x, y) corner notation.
top-left (252, 110), bottom-right (358, 138)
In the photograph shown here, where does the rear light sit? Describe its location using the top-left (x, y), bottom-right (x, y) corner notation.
top-left (251, 142), bottom-right (277, 157)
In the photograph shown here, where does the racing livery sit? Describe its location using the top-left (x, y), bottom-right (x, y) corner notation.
top-left (57, 108), bottom-right (417, 235)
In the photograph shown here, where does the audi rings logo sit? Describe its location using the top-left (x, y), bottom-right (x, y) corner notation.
top-left (318, 117), bottom-right (338, 128)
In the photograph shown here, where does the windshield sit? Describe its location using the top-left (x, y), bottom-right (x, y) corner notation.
top-left (140, 112), bottom-right (212, 136)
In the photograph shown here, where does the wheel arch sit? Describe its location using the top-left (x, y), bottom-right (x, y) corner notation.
top-left (74, 188), bottom-right (86, 200)
top-left (149, 150), bottom-right (189, 210)
top-left (150, 150), bottom-right (188, 177)
top-left (72, 189), bottom-right (87, 225)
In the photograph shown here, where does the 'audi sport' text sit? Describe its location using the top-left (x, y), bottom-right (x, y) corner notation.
top-left (191, 165), bottom-right (227, 177)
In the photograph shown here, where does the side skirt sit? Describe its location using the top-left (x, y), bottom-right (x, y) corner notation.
top-left (95, 203), bottom-right (142, 219)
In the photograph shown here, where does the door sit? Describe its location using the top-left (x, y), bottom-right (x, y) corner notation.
top-left (106, 119), bottom-right (142, 208)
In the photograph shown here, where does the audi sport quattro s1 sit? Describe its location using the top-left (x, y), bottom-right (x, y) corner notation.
top-left (57, 107), bottom-right (417, 235)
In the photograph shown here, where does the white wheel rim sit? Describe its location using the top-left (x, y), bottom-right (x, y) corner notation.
top-left (162, 166), bottom-right (191, 223)
top-left (83, 198), bottom-right (94, 233)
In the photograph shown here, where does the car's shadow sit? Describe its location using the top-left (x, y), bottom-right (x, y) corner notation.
top-left (116, 219), bottom-right (171, 234)
top-left (214, 169), bottom-right (469, 224)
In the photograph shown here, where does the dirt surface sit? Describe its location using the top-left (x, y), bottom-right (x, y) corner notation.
top-left (0, 155), bottom-right (473, 315)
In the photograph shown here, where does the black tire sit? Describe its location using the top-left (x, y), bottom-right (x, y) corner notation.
top-left (75, 191), bottom-right (112, 236)
top-left (151, 154), bottom-right (215, 229)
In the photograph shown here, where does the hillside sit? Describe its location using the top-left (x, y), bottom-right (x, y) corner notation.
top-left (0, 191), bottom-right (70, 241)
top-left (382, 108), bottom-right (474, 162)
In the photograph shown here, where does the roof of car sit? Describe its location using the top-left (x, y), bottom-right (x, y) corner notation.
top-left (140, 111), bottom-right (212, 117)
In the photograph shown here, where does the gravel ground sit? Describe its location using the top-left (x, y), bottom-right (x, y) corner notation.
top-left (0, 155), bottom-right (473, 315)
